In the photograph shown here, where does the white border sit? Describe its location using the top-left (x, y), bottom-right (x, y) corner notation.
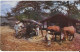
top-left (0, 51), bottom-right (79, 52)
top-left (0, 0), bottom-right (80, 51)
top-left (0, 0), bottom-right (79, 1)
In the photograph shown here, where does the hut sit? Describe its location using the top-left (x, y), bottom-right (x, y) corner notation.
top-left (40, 14), bottom-right (80, 29)
top-left (7, 17), bottom-right (17, 27)
top-left (0, 17), bottom-right (9, 26)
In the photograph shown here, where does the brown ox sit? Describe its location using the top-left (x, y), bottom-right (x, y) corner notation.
top-left (63, 26), bottom-right (76, 41)
top-left (47, 26), bottom-right (61, 41)
top-left (48, 26), bottom-right (60, 32)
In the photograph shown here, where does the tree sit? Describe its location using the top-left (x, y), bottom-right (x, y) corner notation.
top-left (11, 1), bottom-right (80, 20)
top-left (6, 12), bottom-right (12, 17)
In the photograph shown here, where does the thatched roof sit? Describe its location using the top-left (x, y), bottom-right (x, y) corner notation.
top-left (1, 17), bottom-right (9, 23)
top-left (40, 14), bottom-right (80, 27)
top-left (0, 17), bottom-right (9, 25)
top-left (7, 17), bottom-right (17, 20)
top-left (22, 19), bottom-right (42, 26)
top-left (41, 14), bottom-right (80, 23)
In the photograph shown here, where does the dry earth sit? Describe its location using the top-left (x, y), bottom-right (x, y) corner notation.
top-left (0, 26), bottom-right (80, 51)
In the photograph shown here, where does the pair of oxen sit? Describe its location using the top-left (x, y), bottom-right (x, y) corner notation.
top-left (46, 25), bottom-right (76, 41)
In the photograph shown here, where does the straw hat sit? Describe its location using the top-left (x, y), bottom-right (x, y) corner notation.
top-left (17, 21), bottom-right (20, 23)
top-left (16, 21), bottom-right (20, 24)
top-left (48, 31), bottom-right (50, 33)
top-left (16, 21), bottom-right (18, 24)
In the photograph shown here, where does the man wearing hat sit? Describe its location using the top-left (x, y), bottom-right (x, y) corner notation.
top-left (45, 30), bottom-right (53, 46)
top-left (14, 21), bottom-right (20, 37)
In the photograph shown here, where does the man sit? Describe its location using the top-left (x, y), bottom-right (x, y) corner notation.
top-left (14, 21), bottom-right (20, 37)
top-left (36, 25), bottom-right (39, 36)
top-left (18, 21), bottom-right (24, 28)
top-left (45, 31), bottom-right (53, 46)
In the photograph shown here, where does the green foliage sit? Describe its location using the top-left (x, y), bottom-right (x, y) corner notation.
top-left (15, 14), bottom-right (26, 21)
top-left (12, 1), bottom-right (80, 21)
top-left (15, 10), bottom-right (42, 21)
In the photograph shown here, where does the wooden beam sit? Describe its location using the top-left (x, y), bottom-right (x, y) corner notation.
top-left (47, 21), bottom-right (49, 27)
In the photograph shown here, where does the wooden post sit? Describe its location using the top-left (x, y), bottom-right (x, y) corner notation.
top-left (40, 26), bottom-right (44, 37)
top-left (60, 34), bottom-right (61, 41)
top-left (43, 22), bottom-right (44, 29)
top-left (47, 21), bottom-right (48, 28)
top-left (55, 34), bottom-right (56, 41)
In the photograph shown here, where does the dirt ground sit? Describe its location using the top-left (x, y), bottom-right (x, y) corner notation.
top-left (0, 26), bottom-right (80, 51)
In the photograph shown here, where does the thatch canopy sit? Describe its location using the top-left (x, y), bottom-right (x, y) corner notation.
top-left (40, 14), bottom-right (80, 28)
top-left (22, 19), bottom-right (42, 26)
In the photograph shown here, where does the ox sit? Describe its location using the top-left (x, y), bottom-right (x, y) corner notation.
top-left (63, 26), bottom-right (76, 41)
top-left (47, 25), bottom-right (61, 41)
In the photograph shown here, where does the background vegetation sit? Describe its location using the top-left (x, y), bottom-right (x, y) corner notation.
top-left (7, 1), bottom-right (80, 21)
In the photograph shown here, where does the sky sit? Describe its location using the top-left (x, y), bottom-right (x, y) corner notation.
top-left (0, 1), bottom-right (18, 16)
top-left (0, 1), bottom-right (80, 16)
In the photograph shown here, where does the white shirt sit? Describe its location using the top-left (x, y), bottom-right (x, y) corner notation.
top-left (14, 24), bottom-right (20, 31)
top-left (18, 22), bottom-right (24, 27)
top-left (36, 27), bottom-right (39, 31)
top-left (46, 33), bottom-right (53, 40)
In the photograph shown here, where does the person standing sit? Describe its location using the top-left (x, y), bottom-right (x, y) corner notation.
top-left (36, 25), bottom-right (40, 36)
top-left (14, 21), bottom-right (20, 37)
